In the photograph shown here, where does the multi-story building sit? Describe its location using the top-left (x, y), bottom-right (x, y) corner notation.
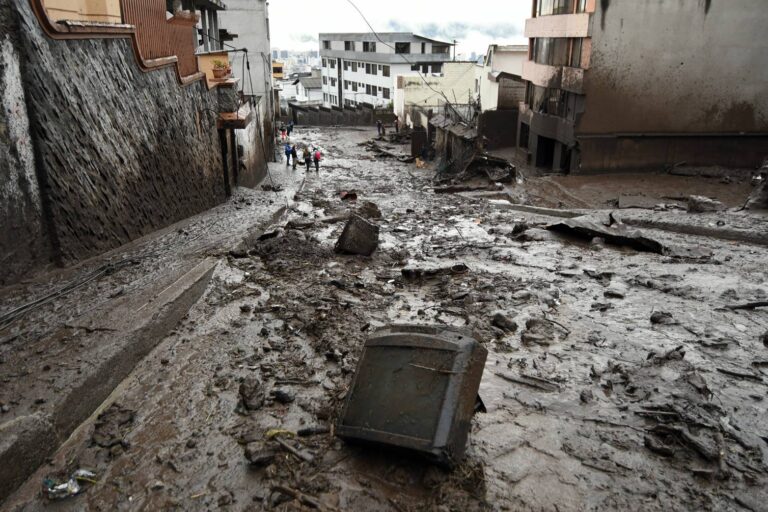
top-left (319, 33), bottom-right (453, 108)
top-left (518, 0), bottom-right (768, 173)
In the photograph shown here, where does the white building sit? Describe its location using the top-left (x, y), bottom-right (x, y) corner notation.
top-left (294, 75), bottom-right (323, 105)
top-left (319, 33), bottom-right (453, 108)
top-left (476, 44), bottom-right (528, 112)
top-left (394, 62), bottom-right (477, 128)
top-left (218, 0), bottom-right (274, 121)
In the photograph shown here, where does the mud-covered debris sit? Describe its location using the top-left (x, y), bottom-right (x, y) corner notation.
top-left (338, 325), bottom-right (487, 467)
top-left (744, 168), bottom-right (767, 210)
top-left (649, 345), bottom-right (686, 364)
top-left (239, 376), bottom-right (266, 411)
top-left (356, 201), bottom-right (382, 219)
top-left (92, 404), bottom-right (135, 449)
top-left (687, 195), bottom-right (726, 213)
top-left (245, 443), bottom-right (278, 467)
top-left (580, 389), bottom-right (594, 403)
top-left (521, 317), bottom-right (569, 345)
top-left (335, 215), bottom-right (380, 256)
top-left (762, 331), bottom-right (768, 347)
top-left (340, 190), bottom-right (358, 201)
top-left (240, 304), bottom-right (253, 313)
top-left (271, 389), bottom-right (296, 404)
top-left (494, 371), bottom-right (559, 392)
top-left (261, 184), bottom-right (283, 192)
top-left (548, 215), bottom-right (666, 253)
top-left (43, 469), bottom-right (96, 500)
top-left (402, 263), bottom-right (469, 280)
top-left (644, 435), bottom-right (675, 457)
top-left (297, 426), bottom-right (331, 437)
top-left (491, 312), bottom-right (518, 333)
top-left (650, 311), bottom-right (675, 325)
top-left (687, 372), bottom-right (712, 398)
top-left (518, 227), bottom-right (559, 242)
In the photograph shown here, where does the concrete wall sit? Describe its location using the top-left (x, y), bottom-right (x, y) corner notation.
top-left (581, 0), bottom-right (768, 135)
top-left (0, 0), bottom-right (227, 284)
top-left (0, 5), bottom-right (51, 283)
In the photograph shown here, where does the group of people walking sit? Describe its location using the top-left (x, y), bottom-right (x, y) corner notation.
top-left (277, 122), bottom-right (322, 173)
top-left (284, 142), bottom-right (321, 173)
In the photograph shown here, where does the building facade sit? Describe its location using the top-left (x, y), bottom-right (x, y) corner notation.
top-left (519, 0), bottom-right (768, 173)
top-left (476, 44), bottom-right (527, 112)
top-left (394, 62), bottom-right (476, 129)
top-left (319, 33), bottom-right (453, 109)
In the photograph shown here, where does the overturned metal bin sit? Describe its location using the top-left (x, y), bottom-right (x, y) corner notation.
top-left (337, 325), bottom-right (487, 466)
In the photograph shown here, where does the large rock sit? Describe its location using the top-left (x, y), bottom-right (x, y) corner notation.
top-left (335, 215), bottom-right (380, 256)
top-left (687, 195), bottom-right (725, 213)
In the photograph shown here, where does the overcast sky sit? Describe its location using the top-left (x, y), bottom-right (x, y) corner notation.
top-left (268, 0), bottom-right (529, 57)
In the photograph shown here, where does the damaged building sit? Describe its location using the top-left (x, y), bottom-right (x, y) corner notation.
top-left (518, 0), bottom-right (768, 173)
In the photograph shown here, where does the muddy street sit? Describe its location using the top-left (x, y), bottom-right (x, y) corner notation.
top-left (2, 127), bottom-right (768, 511)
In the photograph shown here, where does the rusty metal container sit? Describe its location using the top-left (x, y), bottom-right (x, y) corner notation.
top-left (337, 325), bottom-right (487, 466)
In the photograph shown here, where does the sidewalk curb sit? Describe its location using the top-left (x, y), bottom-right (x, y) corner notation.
top-left (0, 259), bottom-right (216, 505)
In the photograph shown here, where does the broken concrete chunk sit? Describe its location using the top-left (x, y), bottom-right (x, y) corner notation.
top-left (491, 312), bottom-right (518, 333)
top-left (650, 311), bottom-right (675, 325)
top-left (687, 195), bottom-right (726, 213)
top-left (239, 376), bottom-right (265, 411)
top-left (92, 404), bottom-right (135, 449)
top-left (335, 215), bottom-right (380, 256)
top-left (521, 318), bottom-right (569, 346)
top-left (744, 173), bottom-right (767, 210)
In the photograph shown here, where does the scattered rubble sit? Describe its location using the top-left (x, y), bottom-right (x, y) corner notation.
top-left (688, 195), bottom-right (726, 213)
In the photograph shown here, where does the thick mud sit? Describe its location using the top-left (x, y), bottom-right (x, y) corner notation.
top-left (3, 128), bottom-right (768, 511)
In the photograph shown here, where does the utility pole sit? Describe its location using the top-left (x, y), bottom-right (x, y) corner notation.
top-left (453, 40), bottom-right (458, 61)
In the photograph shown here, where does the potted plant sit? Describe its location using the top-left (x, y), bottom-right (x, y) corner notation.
top-left (212, 59), bottom-right (229, 79)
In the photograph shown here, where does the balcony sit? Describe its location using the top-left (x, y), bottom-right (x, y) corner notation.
top-left (523, 61), bottom-right (584, 94)
top-left (519, 103), bottom-right (575, 145)
top-left (525, 13), bottom-right (591, 38)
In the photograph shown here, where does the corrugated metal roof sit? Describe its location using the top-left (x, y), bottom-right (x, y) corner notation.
top-left (429, 114), bottom-right (477, 140)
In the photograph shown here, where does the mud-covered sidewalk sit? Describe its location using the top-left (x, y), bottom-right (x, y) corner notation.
top-left (3, 127), bottom-right (768, 511)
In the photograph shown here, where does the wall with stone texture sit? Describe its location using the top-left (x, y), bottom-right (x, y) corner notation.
top-left (0, 2), bottom-right (52, 284)
top-left (2, 0), bottom-right (226, 278)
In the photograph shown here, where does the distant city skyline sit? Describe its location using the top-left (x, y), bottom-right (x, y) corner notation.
top-left (268, 0), bottom-right (528, 57)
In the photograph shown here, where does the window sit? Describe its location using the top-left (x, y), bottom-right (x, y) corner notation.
top-left (322, 76), bottom-right (328, 85)
top-left (527, 84), bottom-right (569, 118)
top-left (366, 84), bottom-right (373, 95)
top-left (421, 42), bottom-right (426, 53)
top-left (345, 41), bottom-right (354, 51)
top-left (344, 80), bottom-right (350, 90)
top-left (382, 88), bottom-right (390, 99)
top-left (532, 38), bottom-right (570, 66)
top-left (323, 40), bottom-right (331, 50)
top-left (329, 59), bottom-right (336, 69)
top-left (411, 64), bottom-right (419, 71)
top-left (363, 41), bottom-right (376, 52)
top-left (371, 65), bottom-right (377, 76)
top-left (575, 0), bottom-right (587, 13)
top-left (432, 63), bottom-right (443, 74)
top-left (324, 93), bottom-right (328, 102)
top-left (537, 0), bottom-right (573, 17)
top-left (421, 64), bottom-right (429, 73)
top-left (330, 78), bottom-right (337, 87)
top-left (382, 65), bottom-right (390, 77)
top-left (322, 58), bottom-right (327, 67)
top-left (351, 61), bottom-right (358, 72)
top-left (432, 45), bottom-right (449, 55)
top-left (365, 63), bottom-right (371, 74)
top-left (352, 82), bottom-right (358, 92)
top-left (395, 42), bottom-right (411, 54)
top-left (343, 61), bottom-right (349, 71)
top-left (570, 38), bottom-right (583, 68)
